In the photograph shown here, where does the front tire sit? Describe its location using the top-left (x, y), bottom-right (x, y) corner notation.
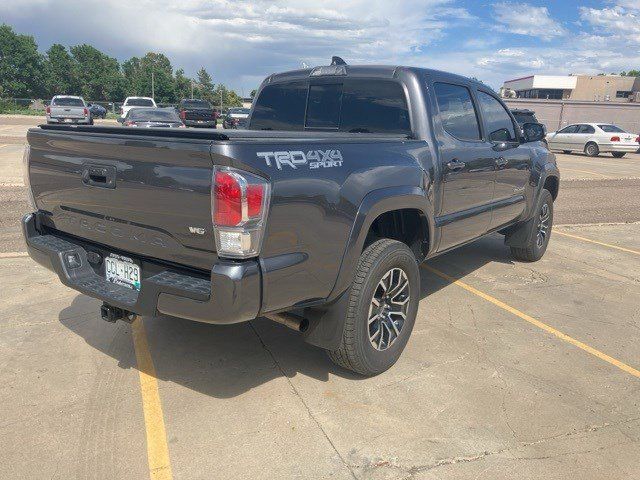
top-left (612, 152), bottom-right (626, 158)
top-left (510, 189), bottom-right (553, 262)
top-left (584, 142), bottom-right (599, 157)
top-left (327, 239), bottom-right (420, 376)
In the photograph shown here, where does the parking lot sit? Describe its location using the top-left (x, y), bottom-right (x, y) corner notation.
top-left (1, 115), bottom-right (639, 479)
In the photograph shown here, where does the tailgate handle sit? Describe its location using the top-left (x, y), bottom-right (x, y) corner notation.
top-left (82, 165), bottom-right (116, 189)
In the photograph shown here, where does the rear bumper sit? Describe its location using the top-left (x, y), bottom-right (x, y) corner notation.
top-left (184, 120), bottom-right (217, 128)
top-left (47, 117), bottom-right (91, 124)
top-left (22, 213), bottom-right (261, 324)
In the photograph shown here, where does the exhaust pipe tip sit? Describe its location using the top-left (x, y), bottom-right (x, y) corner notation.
top-left (266, 312), bottom-right (309, 332)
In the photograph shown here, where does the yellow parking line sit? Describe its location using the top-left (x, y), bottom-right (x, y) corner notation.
top-left (422, 264), bottom-right (640, 379)
top-left (560, 167), bottom-right (609, 178)
top-left (0, 251), bottom-right (29, 258)
top-left (131, 316), bottom-right (174, 480)
top-left (555, 230), bottom-right (640, 256)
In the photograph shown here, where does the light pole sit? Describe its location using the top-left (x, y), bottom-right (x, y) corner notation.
top-left (151, 71), bottom-right (155, 100)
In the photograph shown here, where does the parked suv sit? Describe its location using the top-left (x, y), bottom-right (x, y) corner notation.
top-left (23, 59), bottom-right (557, 376)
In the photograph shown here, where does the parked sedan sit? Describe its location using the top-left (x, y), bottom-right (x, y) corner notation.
top-left (222, 107), bottom-right (250, 129)
top-left (118, 107), bottom-right (184, 128)
top-left (547, 123), bottom-right (639, 157)
top-left (87, 103), bottom-right (107, 119)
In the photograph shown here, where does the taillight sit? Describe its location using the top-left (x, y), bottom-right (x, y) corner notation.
top-left (45, 106), bottom-right (51, 114)
top-left (83, 108), bottom-right (89, 116)
top-left (212, 167), bottom-right (270, 258)
top-left (636, 136), bottom-right (639, 143)
top-left (123, 121), bottom-right (135, 127)
top-left (611, 136), bottom-right (620, 142)
top-left (180, 110), bottom-right (186, 120)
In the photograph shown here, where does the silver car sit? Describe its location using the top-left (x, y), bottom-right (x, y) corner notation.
top-left (46, 95), bottom-right (92, 125)
top-left (547, 123), bottom-right (639, 158)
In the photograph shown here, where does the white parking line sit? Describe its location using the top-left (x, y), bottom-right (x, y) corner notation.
top-left (0, 252), bottom-right (29, 259)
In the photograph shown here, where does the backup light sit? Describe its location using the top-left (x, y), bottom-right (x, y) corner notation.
top-left (212, 167), bottom-right (270, 258)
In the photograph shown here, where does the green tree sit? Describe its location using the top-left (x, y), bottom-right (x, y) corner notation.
top-left (43, 44), bottom-right (77, 97)
top-left (123, 52), bottom-right (175, 103)
top-left (213, 84), bottom-right (243, 108)
top-left (621, 70), bottom-right (640, 77)
top-left (70, 44), bottom-right (123, 100)
top-left (0, 24), bottom-right (43, 97)
top-left (196, 67), bottom-right (215, 102)
top-left (174, 68), bottom-right (192, 100)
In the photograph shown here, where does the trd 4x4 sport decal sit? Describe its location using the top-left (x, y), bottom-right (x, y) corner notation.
top-left (257, 150), bottom-right (343, 170)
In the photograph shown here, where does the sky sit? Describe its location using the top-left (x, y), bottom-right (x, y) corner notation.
top-left (1, 0), bottom-right (639, 94)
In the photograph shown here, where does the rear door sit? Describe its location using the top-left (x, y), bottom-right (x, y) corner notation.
top-left (572, 124), bottom-right (595, 150)
top-left (430, 81), bottom-right (496, 251)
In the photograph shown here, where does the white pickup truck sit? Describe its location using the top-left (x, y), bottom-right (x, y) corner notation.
top-left (46, 95), bottom-right (92, 125)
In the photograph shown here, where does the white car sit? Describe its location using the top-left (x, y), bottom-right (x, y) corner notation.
top-left (120, 96), bottom-right (157, 118)
top-left (547, 123), bottom-right (639, 158)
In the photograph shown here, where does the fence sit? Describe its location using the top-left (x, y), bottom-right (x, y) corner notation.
top-left (503, 98), bottom-right (640, 134)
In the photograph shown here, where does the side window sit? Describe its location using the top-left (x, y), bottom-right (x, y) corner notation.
top-left (305, 84), bottom-right (342, 129)
top-left (558, 125), bottom-right (578, 134)
top-left (477, 91), bottom-right (517, 142)
top-left (250, 81), bottom-right (308, 131)
top-left (340, 80), bottom-right (411, 134)
top-left (433, 83), bottom-right (481, 141)
top-left (576, 124), bottom-right (595, 134)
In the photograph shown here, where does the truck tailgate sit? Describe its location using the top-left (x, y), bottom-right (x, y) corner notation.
top-left (27, 128), bottom-right (217, 271)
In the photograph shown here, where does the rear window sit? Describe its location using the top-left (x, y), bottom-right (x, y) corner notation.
top-left (250, 79), bottom-right (411, 134)
top-left (250, 82), bottom-right (307, 131)
top-left (182, 100), bottom-right (211, 109)
top-left (433, 83), bottom-right (480, 141)
top-left (598, 124), bottom-right (626, 133)
top-left (126, 98), bottom-right (155, 107)
top-left (52, 97), bottom-right (84, 107)
top-left (229, 108), bottom-right (250, 115)
top-left (129, 109), bottom-right (180, 122)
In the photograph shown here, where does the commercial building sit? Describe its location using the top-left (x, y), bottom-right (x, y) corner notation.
top-left (501, 74), bottom-right (640, 102)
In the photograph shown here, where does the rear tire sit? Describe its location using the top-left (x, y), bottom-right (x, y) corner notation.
top-left (584, 142), bottom-right (599, 157)
top-left (612, 152), bottom-right (626, 158)
top-left (510, 189), bottom-right (553, 262)
top-left (327, 239), bottom-right (420, 376)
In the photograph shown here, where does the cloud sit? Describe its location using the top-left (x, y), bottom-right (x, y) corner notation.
top-left (579, 4), bottom-right (640, 44)
top-left (492, 2), bottom-right (565, 40)
top-left (0, 0), bottom-right (474, 92)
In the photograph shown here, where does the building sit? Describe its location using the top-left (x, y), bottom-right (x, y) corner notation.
top-left (502, 74), bottom-right (640, 102)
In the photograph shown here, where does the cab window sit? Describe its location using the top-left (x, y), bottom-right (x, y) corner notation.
top-left (433, 83), bottom-right (481, 141)
top-left (477, 91), bottom-right (517, 142)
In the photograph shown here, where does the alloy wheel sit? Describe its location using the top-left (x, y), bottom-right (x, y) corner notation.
top-left (536, 203), bottom-right (550, 248)
top-left (367, 268), bottom-right (410, 351)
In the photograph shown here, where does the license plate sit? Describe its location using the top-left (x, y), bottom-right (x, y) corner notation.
top-left (63, 118), bottom-right (73, 123)
top-left (105, 254), bottom-right (141, 291)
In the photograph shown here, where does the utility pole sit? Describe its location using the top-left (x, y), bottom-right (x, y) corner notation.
top-left (220, 89), bottom-right (223, 111)
top-left (151, 71), bottom-right (155, 99)
top-left (191, 80), bottom-right (194, 99)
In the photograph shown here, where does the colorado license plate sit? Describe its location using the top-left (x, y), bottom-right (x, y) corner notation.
top-left (105, 254), bottom-right (141, 291)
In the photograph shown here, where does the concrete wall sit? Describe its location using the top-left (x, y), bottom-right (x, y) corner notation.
top-left (504, 98), bottom-right (640, 134)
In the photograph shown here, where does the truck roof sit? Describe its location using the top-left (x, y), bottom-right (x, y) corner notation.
top-left (264, 64), bottom-right (483, 88)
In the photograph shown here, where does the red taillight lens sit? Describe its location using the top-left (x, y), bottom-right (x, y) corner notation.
top-left (214, 171), bottom-right (243, 226)
top-left (212, 167), bottom-right (270, 258)
top-left (45, 106), bottom-right (51, 114)
top-left (611, 136), bottom-right (620, 142)
top-left (635, 136), bottom-right (639, 143)
top-left (83, 108), bottom-right (89, 116)
top-left (180, 110), bottom-right (186, 120)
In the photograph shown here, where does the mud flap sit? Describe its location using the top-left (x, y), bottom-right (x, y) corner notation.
top-left (302, 288), bottom-right (351, 350)
top-left (504, 216), bottom-right (535, 248)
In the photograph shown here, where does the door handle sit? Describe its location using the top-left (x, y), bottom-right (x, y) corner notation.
top-left (446, 159), bottom-right (465, 172)
top-left (495, 156), bottom-right (508, 167)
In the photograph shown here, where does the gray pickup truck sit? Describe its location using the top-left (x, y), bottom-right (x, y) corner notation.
top-left (46, 95), bottom-right (92, 125)
top-left (22, 58), bottom-right (558, 376)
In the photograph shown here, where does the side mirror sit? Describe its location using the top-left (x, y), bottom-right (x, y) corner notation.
top-left (522, 122), bottom-right (546, 143)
